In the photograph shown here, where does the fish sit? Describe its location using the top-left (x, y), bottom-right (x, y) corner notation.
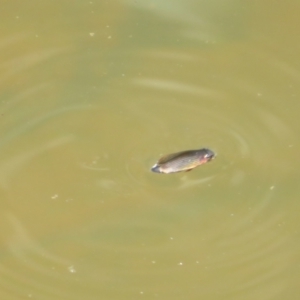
top-left (151, 148), bottom-right (215, 174)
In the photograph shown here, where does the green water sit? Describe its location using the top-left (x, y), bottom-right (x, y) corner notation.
top-left (0, 1), bottom-right (299, 299)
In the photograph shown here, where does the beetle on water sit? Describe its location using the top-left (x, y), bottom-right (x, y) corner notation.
top-left (151, 148), bottom-right (215, 174)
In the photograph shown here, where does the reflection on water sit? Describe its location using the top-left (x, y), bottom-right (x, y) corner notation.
top-left (0, 0), bottom-right (299, 299)
top-left (123, 0), bottom-right (248, 43)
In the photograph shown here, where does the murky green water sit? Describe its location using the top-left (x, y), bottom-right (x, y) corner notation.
top-left (0, 1), bottom-right (299, 299)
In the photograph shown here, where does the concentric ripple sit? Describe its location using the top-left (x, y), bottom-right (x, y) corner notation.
top-left (0, 6), bottom-right (299, 299)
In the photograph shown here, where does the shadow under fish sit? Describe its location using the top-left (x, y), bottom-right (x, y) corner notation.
top-left (151, 148), bottom-right (215, 174)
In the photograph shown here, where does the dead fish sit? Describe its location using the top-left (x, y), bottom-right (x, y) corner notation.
top-left (151, 148), bottom-right (215, 174)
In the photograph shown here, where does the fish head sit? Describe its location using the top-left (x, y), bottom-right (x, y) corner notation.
top-left (199, 148), bottom-right (215, 163)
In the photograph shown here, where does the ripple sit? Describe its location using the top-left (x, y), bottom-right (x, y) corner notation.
top-left (0, 8), bottom-right (299, 299)
top-left (113, 46), bottom-right (299, 298)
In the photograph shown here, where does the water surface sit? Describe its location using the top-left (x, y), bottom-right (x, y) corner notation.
top-left (0, 1), bottom-right (299, 299)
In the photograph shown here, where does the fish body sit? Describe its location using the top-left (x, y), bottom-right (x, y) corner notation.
top-left (151, 148), bottom-right (215, 174)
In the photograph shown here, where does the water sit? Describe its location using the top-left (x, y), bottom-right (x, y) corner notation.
top-left (0, 1), bottom-right (299, 299)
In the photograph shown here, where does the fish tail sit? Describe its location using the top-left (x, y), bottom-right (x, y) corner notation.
top-left (151, 164), bottom-right (162, 173)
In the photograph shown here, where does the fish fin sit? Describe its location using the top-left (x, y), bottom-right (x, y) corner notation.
top-left (158, 150), bottom-right (196, 164)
